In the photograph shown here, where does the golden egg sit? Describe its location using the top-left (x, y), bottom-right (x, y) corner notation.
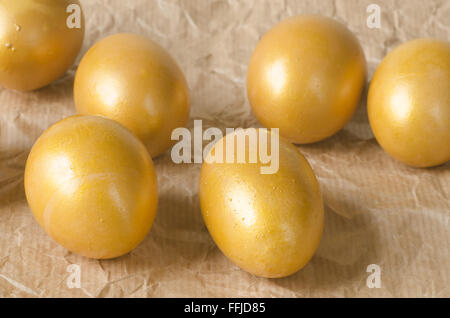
top-left (368, 39), bottom-right (450, 167)
top-left (199, 129), bottom-right (324, 278)
top-left (74, 33), bottom-right (190, 158)
top-left (24, 115), bottom-right (158, 259)
top-left (0, 0), bottom-right (84, 91)
top-left (247, 15), bottom-right (366, 144)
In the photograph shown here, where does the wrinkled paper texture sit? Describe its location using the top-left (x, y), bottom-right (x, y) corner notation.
top-left (0, 0), bottom-right (449, 297)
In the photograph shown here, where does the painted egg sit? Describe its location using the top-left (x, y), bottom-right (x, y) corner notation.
top-left (24, 115), bottom-right (158, 259)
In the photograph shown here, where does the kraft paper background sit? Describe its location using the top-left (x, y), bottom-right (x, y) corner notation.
top-left (0, 0), bottom-right (449, 297)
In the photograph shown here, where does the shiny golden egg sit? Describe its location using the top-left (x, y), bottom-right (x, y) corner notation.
top-left (247, 15), bottom-right (366, 144)
top-left (368, 39), bottom-right (450, 167)
top-left (24, 115), bottom-right (158, 259)
top-left (0, 0), bottom-right (84, 91)
top-left (74, 33), bottom-right (190, 158)
top-left (199, 129), bottom-right (324, 278)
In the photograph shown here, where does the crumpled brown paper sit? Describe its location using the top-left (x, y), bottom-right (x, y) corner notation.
top-left (0, 0), bottom-right (449, 297)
